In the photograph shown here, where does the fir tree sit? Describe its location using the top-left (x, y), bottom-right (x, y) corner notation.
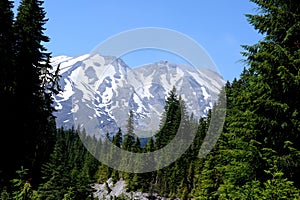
top-left (38, 128), bottom-right (97, 199)
top-left (155, 86), bottom-right (180, 149)
top-left (112, 128), bottom-right (123, 148)
top-left (13, 0), bottom-right (60, 186)
top-left (122, 110), bottom-right (135, 151)
top-left (153, 86), bottom-right (181, 197)
top-left (193, 0), bottom-right (300, 198)
top-left (0, 0), bottom-right (14, 94)
top-left (0, 0), bottom-right (17, 187)
top-left (242, 0), bottom-right (300, 186)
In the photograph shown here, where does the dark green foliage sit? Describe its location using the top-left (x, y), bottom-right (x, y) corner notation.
top-left (191, 0), bottom-right (300, 198)
top-left (0, 0), bottom-right (17, 187)
top-left (0, 0), bottom-right (14, 93)
top-left (143, 137), bottom-right (155, 152)
top-left (107, 87), bottom-right (214, 199)
top-left (38, 128), bottom-right (98, 199)
top-left (1, 0), bottom-right (300, 199)
top-left (155, 86), bottom-right (181, 150)
top-left (243, 0), bottom-right (300, 187)
top-left (0, 0), bottom-right (60, 188)
top-left (10, 167), bottom-right (40, 200)
top-left (122, 110), bottom-right (135, 152)
top-left (117, 1), bottom-right (300, 198)
top-left (112, 128), bottom-right (123, 148)
top-left (151, 86), bottom-right (182, 196)
top-left (13, 0), bottom-right (60, 185)
top-left (109, 128), bottom-right (123, 183)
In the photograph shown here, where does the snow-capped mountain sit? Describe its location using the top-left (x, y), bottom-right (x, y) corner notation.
top-left (51, 53), bottom-right (225, 138)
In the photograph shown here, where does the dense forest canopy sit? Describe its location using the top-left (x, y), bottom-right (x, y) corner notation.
top-left (0, 0), bottom-right (299, 199)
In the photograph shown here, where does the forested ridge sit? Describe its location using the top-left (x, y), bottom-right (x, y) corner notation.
top-left (0, 0), bottom-right (299, 199)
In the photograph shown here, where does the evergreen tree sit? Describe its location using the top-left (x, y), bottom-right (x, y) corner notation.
top-left (112, 128), bottom-right (123, 148)
top-left (132, 137), bottom-right (141, 153)
top-left (122, 110), bottom-right (135, 151)
top-left (153, 86), bottom-right (181, 197)
top-left (155, 86), bottom-right (180, 149)
top-left (121, 110), bottom-right (136, 190)
top-left (0, 0), bottom-right (17, 187)
top-left (193, 0), bottom-right (300, 198)
top-left (111, 128), bottom-right (123, 182)
top-left (38, 128), bottom-right (72, 199)
top-left (13, 0), bottom-right (60, 186)
top-left (143, 137), bottom-right (155, 153)
top-left (38, 128), bottom-right (97, 199)
top-left (242, 0), bottom-right (300, 186)
top-left (10, 167), bottom-right (40, 200)
top-left (0, 0), bottom-right (14, 93)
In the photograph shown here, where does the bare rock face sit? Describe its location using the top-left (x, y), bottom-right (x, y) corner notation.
top-left (92, 178), bottom-right (181, 200)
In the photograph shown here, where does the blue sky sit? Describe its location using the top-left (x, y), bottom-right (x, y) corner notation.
top-left (14, 0), bottom-right (262, 81)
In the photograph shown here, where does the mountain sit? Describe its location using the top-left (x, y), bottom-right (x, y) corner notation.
top-left (51, 53), bottom-right (226, 139)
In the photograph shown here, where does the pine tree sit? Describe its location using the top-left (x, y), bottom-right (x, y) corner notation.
top-left (113, 128), bottom-right (123, 148)
top-left (10, 167), bottom-right (39, 200)
top-left (38, 128), bottom-right (71, 199)
top-left (12, 0), bottom-right (60, 186)
top-left (155, 86), bottom-right (180, 149)
top-left (0, 0), bottom-right (14, 93)
top-left (133, 137), bottom-right (141, 153)
top-left (242, 0), bottom-right (300, 186)
top-left (111, 128), bottom-right (123, 182)
top-left (153, 86), bottom-right (182, 197)
top-left (143, 137), bottom-right (155, 152)
top-left (121, 110), bottom-right (136, 189)
top-left (38, 128), bottom-right (97, 199)
top-left (122, 110), bottom-right (135, 151)
top-left (0, 0), bottom-right (17, 187)
top-left (193, 0), bottom-right (300, 198)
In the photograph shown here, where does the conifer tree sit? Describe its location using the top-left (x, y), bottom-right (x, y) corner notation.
top-left (242, 0), bottom-right (300, 186)
top-left (0, 0), bottom-right (14, 93)
top-left (0, 0), bottom-right (17, 186)
top-left (122, 110), bottom-right (135, 151)
top-left (38, 128), bottom-right (97, 199)
top-left (153, 86), bottom-right (181, 196)
top-left (113, 128), bottom-right (123, 148)
top-left (121, 110), bottom-right (137, 190)
top-left (13, 0), bottom-right (60, 185)
top-left (143, 137), bottom-right (155, 152)
top-left (111, 128), bottom-right (123, 182)
top-left (155, 86), bottom-right (180, 149)
top-left (193, 0), bottom-right (300, 198)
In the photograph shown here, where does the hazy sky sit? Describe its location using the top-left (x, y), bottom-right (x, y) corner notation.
top-left (13, 0), bottom-right (263, 81)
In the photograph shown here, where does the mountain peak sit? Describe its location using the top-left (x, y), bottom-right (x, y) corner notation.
top-left (52, 54), bottom-right (225, 138)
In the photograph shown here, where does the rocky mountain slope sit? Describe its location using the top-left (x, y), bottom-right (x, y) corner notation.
top-left (51, 53), bottom-right (225, 138)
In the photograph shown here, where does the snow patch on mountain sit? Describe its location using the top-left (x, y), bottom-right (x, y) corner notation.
top-left (51, 53), bottom-right (226, 138)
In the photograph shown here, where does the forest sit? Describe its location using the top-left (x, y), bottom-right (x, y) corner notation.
top-left (0, 0), bottom-right (299, 199)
